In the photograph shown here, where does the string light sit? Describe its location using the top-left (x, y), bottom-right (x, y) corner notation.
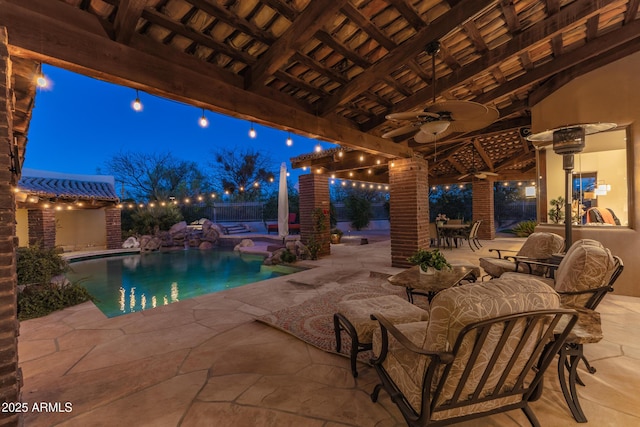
top-left (248, 122), bottom-right (257, 138)
top-left (315, 143), bottom-right (322, 153)
top-left (132, 89), bottom-right (143, 112)
top-left (198, 109), bottom-right (209, 128)
top-left (36, 69), bottom-right (48, 88)
top-left (286, 132), bottom-right (293, 146)
top-left (338, 151), bottom-right (344, 158)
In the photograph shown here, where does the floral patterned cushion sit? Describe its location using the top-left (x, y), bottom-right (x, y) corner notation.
top-left (554, 239), bottom-right (615, 307)
top-left (337, 295), bottom-right (429, 344)
top-left (480, 232), bottom-right (564, 277)
top-left (373, 277), bottom-right (559, 415)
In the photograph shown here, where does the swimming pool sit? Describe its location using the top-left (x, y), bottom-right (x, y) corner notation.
top-left (65, 249), bottom-right (300, 318)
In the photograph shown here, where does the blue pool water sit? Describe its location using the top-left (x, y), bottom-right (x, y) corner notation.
top-left (66, 249), bottom-right (298, 318)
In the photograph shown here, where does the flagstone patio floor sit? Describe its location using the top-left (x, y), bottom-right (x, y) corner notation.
top-left (18, 235), bottom-right (640, 426)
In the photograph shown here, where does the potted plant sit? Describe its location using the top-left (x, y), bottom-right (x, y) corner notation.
top-left (407, 249), bottom-right (451, 275)
top-left (330, 228), bottom-right (343, 244)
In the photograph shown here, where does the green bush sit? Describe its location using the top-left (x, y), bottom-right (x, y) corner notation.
top-left (280, 248), bottom-right (297, 263)
top-left (125, 204), bottom-right (184, 236)
top-left (17, 245), bottom-right (69, 286)
top-left (510, 220), bottom-right (538, 237)
top-left (345, 194), bottom-right (372, 230)
top-left (18, 282), bottom-right (94, 320)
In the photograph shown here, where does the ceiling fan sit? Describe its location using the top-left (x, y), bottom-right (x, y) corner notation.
top-left (457, 145), bottom-right (499, 180)
top-left (382, 41), bottom-right (499, 144)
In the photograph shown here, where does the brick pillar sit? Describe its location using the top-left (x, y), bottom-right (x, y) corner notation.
top-left (27, 209), bottom-right (56, 249)
top-left (0, 27), bottom-right (21, 427)
top-left (298, 174), bottom-right (330, 257)
top-left (473, 179), bottom-right (496, 240)
top-left (105, 207), bottom-right (122, 249)
top-left (389, 157), bottom-right (430, 268)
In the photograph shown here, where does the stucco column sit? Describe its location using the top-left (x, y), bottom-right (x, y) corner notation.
top-left (105, 208), bottom-right (122, 250)
top-left (27, 208), bottom-right (56, 249)
top-left (473, 179), bottom-right (496, 240)
top-left (389, 157), bottom-right (430, 268)
top-left (298, 174), bottom-right (330, 257)
top-left (0, 26), bottom-right (21, 427)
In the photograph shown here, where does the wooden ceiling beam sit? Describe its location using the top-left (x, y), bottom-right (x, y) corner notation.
top-left (318, 0), bottom-right (494, 116)
top-left (528, 36), bottom-right (640, 106)
top-left (387, 0), bottom-right (426, 30)
top-left (113, 0), bottom-right (146, 44)
top-left (245, 0), bottom-right (348, 90)
top-left (185, 0), bottom-right (276, 45)
top-left (625, 0), bottom-right (640, 24)
top-left (314, 31), bottom-right (371, 70)
top-left (260, 0), bottom-right (298, 22)
top-left (2, 0), bottom-right (412, 159)
top-left (341, 3), bottom-right (396, 51)
top-left (499, 0), bottom-right (521, 33)
top-left (472, 140), bottom-right (494, 170)
top-left (331, 171), bottom-right (389, 185)
top-left (366, 0), bottom-right (618, 129)
top-left (473, 19), bottom-right (640, 105)
top-left (462, 21), bottom-right (488, 53)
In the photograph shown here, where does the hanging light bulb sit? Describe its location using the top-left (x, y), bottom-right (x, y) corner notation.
top-left (286, 132), bottom-right (293, 146)
top-left (248, 122), bottom-right (257, 138)
top-left (314, 143), bottom-right (322, 153)
top-left (132, 89), bottom-right (143, 112)
top-left (198, 109), bottom-right (209, 128)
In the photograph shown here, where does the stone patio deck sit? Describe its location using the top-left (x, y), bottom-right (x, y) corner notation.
top-left (18, 235), bottom-right (640, 426)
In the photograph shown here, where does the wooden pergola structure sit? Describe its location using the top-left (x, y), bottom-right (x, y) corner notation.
top-left (1, 1), bottom-right (640, 423)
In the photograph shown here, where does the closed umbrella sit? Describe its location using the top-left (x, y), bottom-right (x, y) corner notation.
top-left (278, 162), bottom-right (289, 240)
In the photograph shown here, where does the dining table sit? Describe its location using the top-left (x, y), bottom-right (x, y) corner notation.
top-left (436, 223), bottom-right (470, 249)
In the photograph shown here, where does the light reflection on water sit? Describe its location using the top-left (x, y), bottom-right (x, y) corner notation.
top-left (66, 249), bottom-right (292, 318)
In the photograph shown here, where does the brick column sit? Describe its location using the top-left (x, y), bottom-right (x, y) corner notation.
top-left (298, 174), bottom-right (330, 257)
top-left (0, 27), bottom-right (21, 427)
top-left (473, 179), bottom-right (496, 240)
top-left (389, 157), bottom-right (430, 268)
top-left (27, 209), bottom-right (56, 249)
top-left (105, 207), bottom-right (122, 249)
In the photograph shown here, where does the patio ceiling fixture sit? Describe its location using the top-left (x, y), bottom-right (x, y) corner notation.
top-left (382, 41), bottom-right (499, 144)
top-left (131, 89), bottom-right (143, 112)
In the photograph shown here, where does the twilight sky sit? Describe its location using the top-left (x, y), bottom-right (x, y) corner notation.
top-left (25, 65), bottom-right (335, 186)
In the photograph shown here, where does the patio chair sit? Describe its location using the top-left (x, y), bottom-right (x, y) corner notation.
top-left (369, 277), bottom-right (577, 427)
top-left (479, 232), bottom-right (564, 279)
top-left (459, 219), bottom-right (482, 251)
top-left (502, 238), bottom-right (623, 375)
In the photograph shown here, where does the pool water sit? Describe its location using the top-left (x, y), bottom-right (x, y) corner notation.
top-left (66, 249), bottom-right (298, 318)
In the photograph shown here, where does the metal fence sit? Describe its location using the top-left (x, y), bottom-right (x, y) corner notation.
top-left (181, 202), bottom-right (264, 223)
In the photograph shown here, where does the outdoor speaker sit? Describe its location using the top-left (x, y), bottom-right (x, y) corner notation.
top-left (552, 126), bottom-right (585, 155)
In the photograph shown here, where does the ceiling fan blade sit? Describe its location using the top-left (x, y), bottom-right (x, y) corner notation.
top-left (413, 126), bottom-right (453, 143)
top-left (458, 173), bottom-right (471, 180)
top-left (382, 123), bottom-right (420, 138)
top-left (385, 111), bottom-right (439, 121)
top-left (446, 106), bottom-right (499, 132)
top-left (482, 171), bottom-right (499, 176)
top-left (426, 100), bottom-right (489, 121)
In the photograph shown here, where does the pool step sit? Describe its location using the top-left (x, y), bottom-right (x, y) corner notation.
top-left (221, 224), bottom-right (252, 234)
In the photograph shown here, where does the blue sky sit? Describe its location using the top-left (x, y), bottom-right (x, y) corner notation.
top-left (26, 65), bottom-right (334, 185)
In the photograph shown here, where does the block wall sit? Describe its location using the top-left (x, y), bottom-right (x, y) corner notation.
top-left (389, 157), bottom-right (430, 268)
top-left (0, 27), bottom-right (21, 427)
top-left (27, 209), bottom-right (55, 249)
top-left (298, 174), bottom-right (330, 257)
top-left (105, 208), bottom-right (122, 250)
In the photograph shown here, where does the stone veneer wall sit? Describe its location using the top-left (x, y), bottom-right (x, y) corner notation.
top-left (105, 208), bottom-right (122, 250)
top-left (389, 157), bottom-right (430, 268)
top-left (0, 27), bottom-right (21, 427)
top-left (298, 174), bottom-right (330, 257)
top-left (27, 209), bottom-right (55, 249)
top-left (472, 179), bottom-right (495, 240)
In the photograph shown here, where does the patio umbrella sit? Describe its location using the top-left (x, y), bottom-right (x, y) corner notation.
top-left (278, 162), bottom-right (289, 240)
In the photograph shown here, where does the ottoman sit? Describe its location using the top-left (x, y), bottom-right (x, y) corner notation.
top-left (333, 295), bottom-right (429, 377)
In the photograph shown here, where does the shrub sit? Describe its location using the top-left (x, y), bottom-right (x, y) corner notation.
top-left (126, 204), bottom-right (184, 235)
top-left (18, 282), bottom-right (94, 320)
top-left (345, 194), bottom-right (372, 230)
top-left (17, 245), bottom-right (69, 286)
top-left (510, 220), bottom-right (537, 237)
top-left (280, 248), bottom-right (297, 263)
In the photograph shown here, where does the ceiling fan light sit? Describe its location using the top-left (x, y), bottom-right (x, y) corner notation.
top-left (420, 120), bottom-right (450, 135)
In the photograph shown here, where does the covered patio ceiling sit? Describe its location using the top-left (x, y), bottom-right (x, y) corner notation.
top-left (4, 0), bottom-right (640, 185)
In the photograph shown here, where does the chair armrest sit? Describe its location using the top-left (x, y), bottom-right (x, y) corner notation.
top-left (512, 258), bottom-right (559, 278)
top-left (370, 314), bottom-right (454, 365)
top-left (488, 248), bottom-right (518, 259)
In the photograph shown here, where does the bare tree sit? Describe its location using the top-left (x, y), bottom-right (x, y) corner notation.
top-left (106, 151), bottom-right (209, 200)
top-left (210, 147), bottom-right (275, 201)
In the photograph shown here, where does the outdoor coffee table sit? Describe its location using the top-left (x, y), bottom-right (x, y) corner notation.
top-left (388, 264), bottom-right (480, 303)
